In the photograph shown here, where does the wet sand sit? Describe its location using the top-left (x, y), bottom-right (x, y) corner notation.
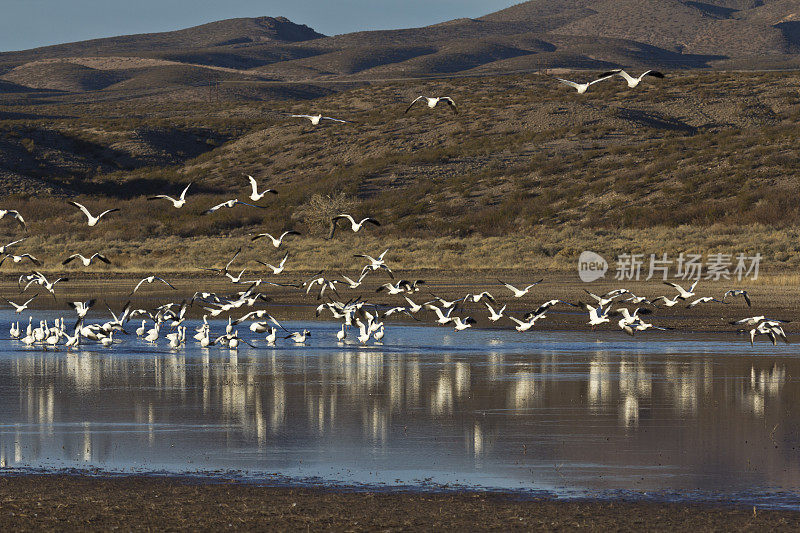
top-left (4, 270), bottom-right (798, 333)
top-left (0, 475), bottom-right (797, 531)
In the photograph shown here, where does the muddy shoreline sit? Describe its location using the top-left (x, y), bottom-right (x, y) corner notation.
top-left (0, 474), bottom-right (797, 531)
top-left (3, 272), bottom-right (798, 335)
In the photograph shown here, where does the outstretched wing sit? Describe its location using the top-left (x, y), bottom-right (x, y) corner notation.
top-left (404, 96), bottom-right (425, 114)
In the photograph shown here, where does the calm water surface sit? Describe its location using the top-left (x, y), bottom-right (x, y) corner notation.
top-left (0, 310), bottom-right (798, 509)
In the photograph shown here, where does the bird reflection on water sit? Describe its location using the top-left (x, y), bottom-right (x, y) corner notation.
top-left (0, 321), bottom-right (798, 508)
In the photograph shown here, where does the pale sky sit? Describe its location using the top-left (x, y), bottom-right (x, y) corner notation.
top-left (0, 0), bottom-right (520, 52)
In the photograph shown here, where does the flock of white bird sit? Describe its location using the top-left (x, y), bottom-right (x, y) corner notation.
top-left (0, 68), bottom-right (790, 350)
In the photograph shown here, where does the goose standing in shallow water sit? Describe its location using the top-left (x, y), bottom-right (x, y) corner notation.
top-left (286, 329), bottom-right (311, 344)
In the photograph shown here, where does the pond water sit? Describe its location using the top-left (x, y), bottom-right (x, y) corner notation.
top-left (0, 311), bottom-right (798, 509)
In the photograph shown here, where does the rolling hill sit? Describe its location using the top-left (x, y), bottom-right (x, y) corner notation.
top-left (2, 1), bottom-right (800, 100)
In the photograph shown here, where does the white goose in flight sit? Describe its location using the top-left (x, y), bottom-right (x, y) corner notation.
top-left (0, 253), bottom-right (42, 266)
top-left (4, 294), bottom-right (37, 313)
top-left (580, 302), bottom-right (611, 328)
top-left (148, 183), bottom-right (191, 208)
top-left (0, 238), bottom-right (25, 254)
top-left (62, 253), bottom-right (111, 267)
top-left (584, 289), bottom-right (629, 308)
top-left (291, 114), bottom-right (348, 125)
top-left (555, 74), bottom-right (614, 94)
top-left (664, 280), bottom-right (699, 300)
top-left (256, 252), bottom-right (289, 274)
top-left (203, 199), bottom-right (264, 214)
top-left (686, 296), bottom-right (726, 308)
top-left (484, 302), bottom-right (507, 322)
top-left (723, 289), bottom-right (751, 307)
top-left (247, 175), bottom-right (278, 202)
top-left (251, 230), bottom-right (301, 248)
top-left (405, 96), bottom-right (458, 114)
top-left (329, 214), bottom-right (380, 239)
top-left (498, 279), bottom-right (543, 298)
top-left (0, 209), bottom-right (26, 230)
top-left (130, 276), bottom-right (178, 295)
top-left (600, 69), bottom-right (664, 88)
top-left (68, 201), bottom-right (119, 227)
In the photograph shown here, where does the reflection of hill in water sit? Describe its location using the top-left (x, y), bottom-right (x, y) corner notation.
top-left (0, 333), bottom-right (797, 498)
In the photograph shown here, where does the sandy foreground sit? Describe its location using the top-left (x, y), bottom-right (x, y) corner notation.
top-left (0, 475), bottom-right (796, 531)
top-left (4, 270), bottom-right (798, 334)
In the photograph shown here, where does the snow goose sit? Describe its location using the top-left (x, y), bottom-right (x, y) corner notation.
top-left (425, 304), bottom-right (455, 325)
top-left (203, 199), bottom-right (265, 214)
top-left (285, 329), bottom-right (311, 344)
top-left (374, 324), bottom-right (385, 342)
top-left (0, 253), bottom-right (41, 266)
top-left (266, 327), bottom-right (278, 346)
top-left (0, 209), bottom-right (26, 230)
top-left (664, 280), bottom-right (698, 300)
top-left (256, 252), bottom-right (289, 275)
top-left (0, 238), bottom-right (24, 254)
top-left (723, 289), bottom-right (751, 307)
top-left (291, 114), bottom-right (348, 126)
top-left (148, 183), bottom-right (191, 208)
top-left (507, 315), bottom-right (540, 332)
top-left (403, 296), bottom-right (433, 314)
top-left (652, 294), bottom-right (682, 308)
top-left (130, 276), bottom-right (178, 295)
top-left (686, 296), bottom-right (726, 308)
top-left (4, 295), bottom-right (37, 313)
top-left (484, 301), bottom-right (506, 322)
top-left (600, 69), bottom-right (664, 88)
top-left (376, 281), bottom-right (408, 295)
top-left (498, 279), bottom-right (543, 298)
top-left (62, 253), bottom-right (110, 267)
top-left (452, 316), bottom-right (476, 331)
top-left (336, 324), bottom-right (347, 342)
top-left (356, 249), bottom-right (393, 278)
top-left (251, 230), bottom-right (301, 248)
top-left (731, 316), bottom-right (789, 327)
top-left (68, 299), bottom-right (95, 322)
top-left (555, 74), bottom-right (614, 94)
top-left (246, 175), bottom-right (278, 202)
top-left (329, 214), bottom-right (380, 239)
top-left (341, 271), bottom-right (368, 289)
top-left (610, 306), bottom-right (652, 326)
top-left (68, 201), bottom-right (119, 227)
top-left (584, 289), bottom-right (628, 308)
top-left (579, 302), bottom-right (611, 328)
top-left (405, 96), bottom-right (457, 114)
top-left (523, 299), bottom-right (576, 321)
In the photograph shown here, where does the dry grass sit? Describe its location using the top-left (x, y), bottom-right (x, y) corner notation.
top-left (0, 223), bottom-right (796, 281)
top-left (2, 72), bottom-right (800, 279)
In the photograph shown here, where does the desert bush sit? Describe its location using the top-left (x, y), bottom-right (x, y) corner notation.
top-left (291, 192), bottom-right (359, 237)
